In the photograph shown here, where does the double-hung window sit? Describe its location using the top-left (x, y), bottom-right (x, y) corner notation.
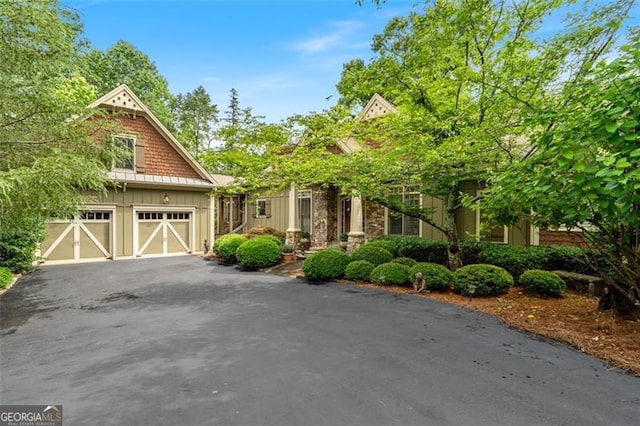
top-left (387, 186), bottom-right (420, 236)
top-left (113, 135), bottom-right (135, 171)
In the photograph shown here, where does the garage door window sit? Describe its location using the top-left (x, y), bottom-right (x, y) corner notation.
top-left (81, 211), bottom-right (110, 221)
top-left (167, 212), bottom-right (190, 220)
top-left (138, 212), bottom-right (163, 221)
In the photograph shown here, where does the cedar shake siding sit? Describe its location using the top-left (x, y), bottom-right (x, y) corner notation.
top-left (112, 114), bottom-right (201, 178)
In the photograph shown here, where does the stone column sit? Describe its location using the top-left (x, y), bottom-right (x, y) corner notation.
top-left (347, 193), bottom-right (365, 252)
top-left (285, 183), bottom-right (301, 247)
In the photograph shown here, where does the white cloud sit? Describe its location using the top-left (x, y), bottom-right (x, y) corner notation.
top-left (291, 19), bottom-right (366, 53)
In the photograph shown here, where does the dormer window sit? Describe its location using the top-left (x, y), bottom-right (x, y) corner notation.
top-left (113, 135), bottom-right (135, 170)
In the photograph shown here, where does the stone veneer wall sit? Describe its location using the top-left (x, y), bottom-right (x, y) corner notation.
top-left (312, 188), bottom-right (339, 248)
top-left (364, 199), bottom-right (385, 241)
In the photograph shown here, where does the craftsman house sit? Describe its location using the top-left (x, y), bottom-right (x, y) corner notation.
top-left (230, 94), bottom-right (583, 250)
top-left (39, 84), bottom-right (231, 264)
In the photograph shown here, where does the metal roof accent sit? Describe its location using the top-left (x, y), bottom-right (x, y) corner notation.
top-left (108, 171), bottom-right (215, 189)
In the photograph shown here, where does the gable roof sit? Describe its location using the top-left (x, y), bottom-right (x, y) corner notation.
top-left (337, 93), bottom-right (398, 154)
top-left (87, 84), bottom-right (221, 186)
top-left (357, 93), bottom-right (398, 121)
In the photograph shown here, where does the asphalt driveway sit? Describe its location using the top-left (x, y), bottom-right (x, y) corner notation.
top-left (1, 256), bottom-right (638, 425)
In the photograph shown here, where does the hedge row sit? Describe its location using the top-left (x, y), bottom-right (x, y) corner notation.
top-left (302, 238), bottom-right (574, 297)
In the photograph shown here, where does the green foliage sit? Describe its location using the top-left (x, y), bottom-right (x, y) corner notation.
top-left (519, 270), bottom-right (566, 298)
top-left (369, 262), bottom-right (410, 286)
top-left (477, 244), bottom-right (540, 282)
top-left (0, 228), bottom-right (42, 273)
top-left (350, 245), bottom-right (393, 266)
top-left (281, 244), bottom-right (295, 254)
top-left (453, 264), bottom-right (514, 297)
top-left (251, 234), bottom-right (282, 246)
top-left (0, 266), bottom-right (12, 288)
top-left (214, 234), bottom-right (248, 263)
top-left (170, 85), bottom-right (219, 160)
top-left (365, 239), bottom-right (398, 257)
top-left (235, 238), bottom-right (281, 270)
top-left (81, 40), bottom-right (175, 128)
top-left (392, 257), bottom-right (417, 267)
top-left (0, 0), bottom-right (115, 247)
top-left (344, 260), bottom-right (375, 282)
top-left (409, 262), bottom-right (453, 292)
top-left (396, 237), bottom-right (448, 264)
top-left (481, 27), bottom-right (640, 312)
top-left (302, 249), bottom-right (351, 281)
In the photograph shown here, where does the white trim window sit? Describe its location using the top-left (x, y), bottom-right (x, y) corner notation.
top-left (387, 186), bottom-right (420, 236)
top-left (113, 135), bottom-right (135, 171)
top-left (254, 199), bottom-right (271, 219)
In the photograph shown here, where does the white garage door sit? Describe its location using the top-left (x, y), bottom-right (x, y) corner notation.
top-left (135, 211), bottom-right (194, 257)
top-left (41, 210), bottom-right (114, 263)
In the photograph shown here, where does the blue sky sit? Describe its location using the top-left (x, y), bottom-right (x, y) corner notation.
top-left (66, 0), bottom-right (418, 123)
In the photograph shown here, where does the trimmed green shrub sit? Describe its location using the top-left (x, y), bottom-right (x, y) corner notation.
top-left (345, 260), bottom-right (375, 282)
top-left (453, 264), bottom-right (514, 296)
top-left (460, 240), bottom-right (544, 282)
top-left (396, 237), bottom-right (449, 264)
top-left (520, 269), bottom-right (566, 298)
top-left (0, 266), bottom-right (13, 288)
top-left (303, 249), bottom-right (351, 281)
top-left (370, 262), bottom-right (410, 286)
top-left (365, 239), bottom-right (399, 257)
top-left (392, 257), bottom-right (418, 267)
top-left (214, 234), bottom-right (248, 263)
top-left (459, 239), bottom-right (489, 266)
top-left (235, 238), bottom-right (281, 270)
top-left (350, 245), bottom-right (393, 266)
top-left (409, 262), bottom-right (453, 292)
top-left (251, 234), bottom-right (282, 246)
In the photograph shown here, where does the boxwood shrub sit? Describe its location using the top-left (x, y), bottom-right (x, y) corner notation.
top-left (250, 234), bottom-right (282, 246)
top-left (303, 249), bottom-right (351, 281)
top-left (408, 262), bottom-right (453, 292)
top-left (0, 266), bottom-right (13, 288)
top-left (350, 245), bottom-right (393, 266)
top-left (214, 234), bottom-right (248, 263)
top-left (392, 257), bottom-right (418, 267)
top-left (235, 238), bottom-right (281, 270)
top-left (453, 264), bottom-right (514, 296)
top-left (396, 237), bottom-right (449, 264)
top-left (459, 240), bottom-right (545, 282)
top-left (370, 262), bottom-right (410, 286)
top-left (519, 269), bottom-right (566, 298)
top-left (344, 260), bottom-right (375, 282)
top-left (364, 239), bottom-right (399, 257)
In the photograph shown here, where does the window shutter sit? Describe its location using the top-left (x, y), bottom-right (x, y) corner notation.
top-left (266, 200), bottom-right (272, 218)
top-left (135, 139), bottom-right (146, 173)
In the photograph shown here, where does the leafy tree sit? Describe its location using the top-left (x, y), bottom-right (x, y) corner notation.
top-left (308, 0), bottom-right (633, 268)
top-left (0, 0), bottom-right (118, 269)
top-left (81, 40), bottom-right (175, 128)
top-left (171, 85), bottom-right (219, 159)
top-left (481, 31), bottom-right (640, 315)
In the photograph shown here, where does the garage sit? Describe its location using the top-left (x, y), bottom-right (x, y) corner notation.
top-left (133, 208), bottom-right (195, 257)
top-left (40, 208), bottom-right (115, 263)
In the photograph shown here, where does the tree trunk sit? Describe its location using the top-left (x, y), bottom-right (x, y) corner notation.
top-left (444, 193), bottom-right (462, 271)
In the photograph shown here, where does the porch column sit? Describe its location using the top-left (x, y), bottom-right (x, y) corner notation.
top-left (228, 196), bottom-right (234, 234)
top-left (285, 183), bottom-right (301, 247)
top-left (347, 193), bottom-right (365, 252)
